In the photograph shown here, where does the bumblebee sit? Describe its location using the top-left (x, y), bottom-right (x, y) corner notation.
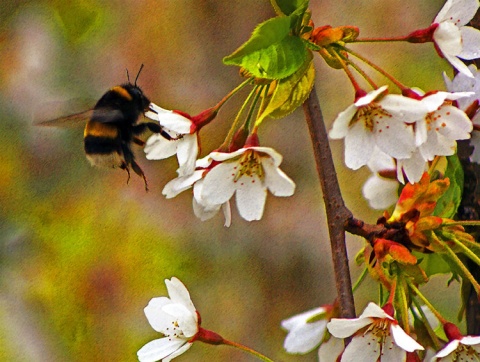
top-left (39, 66), bottom-right (168, 191)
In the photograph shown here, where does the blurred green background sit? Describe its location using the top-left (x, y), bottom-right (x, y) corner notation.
top-left (0, 0), bottom-right (461, 361)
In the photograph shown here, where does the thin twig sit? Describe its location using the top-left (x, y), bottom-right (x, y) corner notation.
top-left (303, 85), bottom-right (355, 319)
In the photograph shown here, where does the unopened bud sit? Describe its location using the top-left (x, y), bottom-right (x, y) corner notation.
top-left (229, 127), bottom-right (249, 152)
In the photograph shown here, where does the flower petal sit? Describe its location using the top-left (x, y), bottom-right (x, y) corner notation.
top-left (318, 337), bottom-right (344, 362)
top-left (397, 150), bottom-right (427, 184)
top-left (209, 149), bottom-right (246, 162)
top-left (435, 106), bottom-right (472, 140)
top-left (380, 94), bottom-right (426, 120)
top-left (340, 333), bottom-right (380, 362)
top-left (460, 335), bottom-right (480, 346)
top-left (262, 158), bottom-right (295, 197)
top-left (444, 52), bottom-right (475, 78)
top-left (434, 339), bottom-right (461, 358)
top-left (283, 319), bottom-right (327, 354)
top-left (327, 317), bottom-right (374, 339)
top-left (459, 26), bottom-right (480, 60)
top-left (358, 302), bottom-right (392, 320)
top-left (344, 121), bottom-right (374, 169)
top-left (201, 162), bottom-right (237, 205)
top-left (434, 21), bottom-right (463, 57)
top-left (144, 297), bottom-right (176, 333)
top-left (235, 176), bottom-right (267, 221)
top-left (162, 303), bottom-right (198, 338)
top-left (363, 174), bottom-right (399, 209)
top-left (192, 196), bottom-right (221, 221)
top-left (158, 112), bottom-right (192, 134)
top-left (434, 0), bottom-right (479, 25)
top-left (162, 342), bottom-right (192, 362)
top-left (250, 147), bottom-right (284, 166)
top-left (165, 277), bottom-right (196, 315)
top-left (222, 202), bottom-right (232, 227)
top-left (281, 307), bottom-right (326, 331)
top-left (390, 323), bottom-right (424, 352)
top-left (137, 338), bottom-right (187, 362)
top-left (374, 118), bottom-right (415, 159)
top-left (355, 86), bottom-right (388, 107)
top-left (176, 134), bottom-right (199, 177)
top-left (145, 134), bottom-right (179, 160)
top-left (419, 129), bottom-right (457, 160)
top-left (162, 170), bottom-right (204, 199)
top-left (329, 104), bottom-right (358, 139)
top-left (381, 334), bottom-right (408, 361)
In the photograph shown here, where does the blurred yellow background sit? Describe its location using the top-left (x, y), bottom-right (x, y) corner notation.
top-left (0, 0), bottom-right (459, 361)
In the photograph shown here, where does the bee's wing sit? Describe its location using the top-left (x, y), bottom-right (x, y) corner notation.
top-left (90, 107), bottom-right (125, 124)
top-left (36, 110), bottom-right (94, 128)
top-left (36, 107), bottom-right (127, 128)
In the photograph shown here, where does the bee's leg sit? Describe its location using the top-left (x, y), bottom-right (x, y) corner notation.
top-left (133, 137), bottom-right (145, 146)
top-left (120, 162), bottom-right (131, 185)
top-left (133, 122), bottom-right (179, 141)
top-left (131, 160), bottom-right (148, 192)
top-left (121, 142), bottom-right (148, 191)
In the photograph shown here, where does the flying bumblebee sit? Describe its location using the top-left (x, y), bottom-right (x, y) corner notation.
top-left (38, 66), bottom-right (169, 191)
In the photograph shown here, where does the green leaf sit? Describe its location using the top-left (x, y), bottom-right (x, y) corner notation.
top-left (270, 0), bottom-right (309, 16)
top-left (223, 16), bottom-right (308, 80)
top-left (417, 253), bottom-right (451, 277)
top-left (257, 53), bottom-right (314, 123)
top-left (433, 155), bottom-right (464, 218)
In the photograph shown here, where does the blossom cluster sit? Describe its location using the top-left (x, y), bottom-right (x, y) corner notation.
top-left (283, 301), bottom-right (480, 362)
top-left (330, 86), bottom-right (473, 201)
top-left (144, 105), bottom-right (295, 226)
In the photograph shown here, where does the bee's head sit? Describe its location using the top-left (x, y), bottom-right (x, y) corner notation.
top-left (125, 64), bottom-right (150, 111)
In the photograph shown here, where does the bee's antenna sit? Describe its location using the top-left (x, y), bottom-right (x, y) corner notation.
top-left (134, 64), bottom-right (144, 86)
top-left (126, 68), bottom-right (131, 83)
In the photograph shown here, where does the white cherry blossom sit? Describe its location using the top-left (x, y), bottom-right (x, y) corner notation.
top-left (327, 302), bottom-right (424, 362)
top-left (145, 103), bottom-right (199, 176)
top-left (432, 335), bottom-right (480, 361)
top-left (415, 91), bottom-right (473, 161)
top-left (161, 157), bottom-right (232, 227)
top-left (444, 64), bottom-right (480, 162)
top-left (137, 277), bottom-right (199, 362)
top-left (329, 86), bottom-right (426, 170)
top-left (200, 146), bottom-right (296, 221)
top-left (433, 0), bottom-right (480, 77)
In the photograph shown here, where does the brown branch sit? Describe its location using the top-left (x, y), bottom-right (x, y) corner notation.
top-left (458, 6), bottom-right (480, 335)
top-left (303, 85), bottom-right (356, 319)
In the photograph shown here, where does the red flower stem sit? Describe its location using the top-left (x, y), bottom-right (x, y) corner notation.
top-left (352, 36), bottom-right (411, 43)
top-left (303, 85), bottom-right (356, 320)
top-left (340, 53), bottom-right (378, 89)
top-left (220, 86), bottom-right (258, 150)
top-left (330, 49), bottom-right (363, 92)
top-left (213, 78), bottom-right (252, 112)
top-left (221, 338), bottom-right (274, 362)
top-left (341, 46), bottom-right (408, 91)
